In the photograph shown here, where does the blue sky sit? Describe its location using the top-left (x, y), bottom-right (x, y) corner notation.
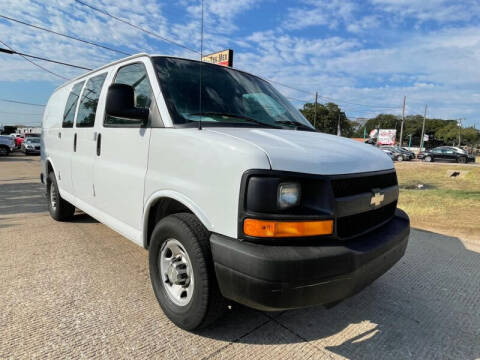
top-left (0, 0), bottom-right (479, 127)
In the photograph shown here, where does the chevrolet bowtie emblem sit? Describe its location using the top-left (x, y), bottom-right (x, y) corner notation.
top-left (370, 190), bottom-right (384, 207)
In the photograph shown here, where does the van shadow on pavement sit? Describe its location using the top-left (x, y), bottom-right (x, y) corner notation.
top-left (199, 229), bottom-right (480, 359)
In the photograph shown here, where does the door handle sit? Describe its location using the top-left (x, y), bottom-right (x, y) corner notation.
top-left (96, 133), bottom-right (102, 156)
top-left (73, 133), bottom-right (77, 152)
top-left (58, 132), bottom-right (61, 139)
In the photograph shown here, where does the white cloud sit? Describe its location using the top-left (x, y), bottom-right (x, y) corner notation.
top-left (0, 0), bottom-right (479, 126)
top-left (282, 0), bottom-right (379, 33)
top-left (370, 0), bottom-right (480, 24)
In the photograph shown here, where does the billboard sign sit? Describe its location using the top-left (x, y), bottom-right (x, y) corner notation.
top-left (377, 129), bottom-right (397, 145)
top-left (202, 49), bottom-right (233, 67)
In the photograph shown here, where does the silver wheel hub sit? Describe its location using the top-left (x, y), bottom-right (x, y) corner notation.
top-left (159, 239), bottom-right (194, 306)
top-left (50, 183), bottom-right (57, 210)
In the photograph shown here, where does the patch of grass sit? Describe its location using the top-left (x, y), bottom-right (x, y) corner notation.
top-left (395, 162), bottom-right (480, 240)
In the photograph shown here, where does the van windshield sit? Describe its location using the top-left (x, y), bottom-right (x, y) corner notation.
top-left (153, 57), bottom-right (314, 130)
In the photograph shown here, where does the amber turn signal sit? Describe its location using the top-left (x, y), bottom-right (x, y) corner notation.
top-left (243, 218), bottom-right (333, 238)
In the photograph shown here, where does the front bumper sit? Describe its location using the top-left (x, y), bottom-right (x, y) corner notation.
top-left (210, 209), bottom-right (409, 311)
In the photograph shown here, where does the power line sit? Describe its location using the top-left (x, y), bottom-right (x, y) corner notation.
top-left (0, 39), bottom-right (68, 80)
top-left (285, 96), bottom-right (311, 103)
top-left (0, 46), bottom-right (92, 70)
top-left (73, 0), bottom-right (200, 55)
top-left (0, 14), bottom-right (131, 56)
top-left (0, 99), bottom-right (45, 107)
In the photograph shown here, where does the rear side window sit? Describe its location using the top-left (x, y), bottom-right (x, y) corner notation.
top-left (105, 63), bottom-right (153, 127)
top-left (76, 73), bottom-right (107, 128)
top-left (62, 81), bottom-right (85, 128)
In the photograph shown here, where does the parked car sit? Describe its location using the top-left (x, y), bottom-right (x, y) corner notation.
top-left (400, 147), bottom-right (416, 159)
top-left (380, 146), bottom-right (411, 161)
top-left (381, 149), bottom-right (396, 160)
top-left (0, 135), bottom-right (15, 155)
top-left (421, 146), bottom-right (475, 163)
top-left (41, 54), bottom-right (410, 330)
top-left (21, 137), bottom-right (41, 155)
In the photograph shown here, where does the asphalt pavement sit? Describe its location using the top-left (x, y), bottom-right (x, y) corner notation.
top-left (1, 152), bottom-right (479, 359)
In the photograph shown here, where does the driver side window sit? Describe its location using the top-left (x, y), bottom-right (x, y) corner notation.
top-left (104, 63), bottom-right (153, 127)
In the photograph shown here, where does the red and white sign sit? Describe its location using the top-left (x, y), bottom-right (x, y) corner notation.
top-left (377, 129), bottom-right (397, 145)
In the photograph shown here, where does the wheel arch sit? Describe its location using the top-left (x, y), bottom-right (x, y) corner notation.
top-left (143, 191), bottom-right (213, 249)
top-left (44, 157), bottom-right (57, 183)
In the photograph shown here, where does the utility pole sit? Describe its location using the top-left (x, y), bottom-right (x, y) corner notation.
top-left (337, 112), bottom-right (341, 136)
top-left (399, 96), bottom-right (406, 147)
top-left (419, 105), bottom-right (427, 152)
top-left (458, 118), bottom-right (462, 146)
top-left (313, 92), bottom-right (318, 129)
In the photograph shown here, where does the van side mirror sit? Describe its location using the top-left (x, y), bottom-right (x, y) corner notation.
top-left (105, 83), bottom-right (149, 122)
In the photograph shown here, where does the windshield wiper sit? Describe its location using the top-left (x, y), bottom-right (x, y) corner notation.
top-left (274, 120), bottom-right (317, 131)
top-left (188, 112), bottom-right (281, 129)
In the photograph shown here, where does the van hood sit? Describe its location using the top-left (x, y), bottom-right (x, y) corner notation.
top-left (207, 128), bottom-right (393, 175)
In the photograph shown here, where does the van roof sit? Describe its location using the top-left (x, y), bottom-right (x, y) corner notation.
top-left (55, 52), bottom-right (150, 91)
top-left (55, 53), bottom-right (271, 92)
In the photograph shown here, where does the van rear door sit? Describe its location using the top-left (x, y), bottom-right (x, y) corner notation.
top-left (57, 81), bottom-right (84, 195)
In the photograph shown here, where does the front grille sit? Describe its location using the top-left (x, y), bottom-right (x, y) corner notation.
top-left (331, 172), bottom-right (397, 198)
top-left (337, 201), bottom-right (397, 238)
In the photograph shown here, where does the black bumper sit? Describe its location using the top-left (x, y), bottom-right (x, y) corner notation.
top-left (210, 209), bottom-right (409, 311)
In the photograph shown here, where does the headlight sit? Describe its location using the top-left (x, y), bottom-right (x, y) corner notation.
top-left (277, 182), bottom-right (301, 209)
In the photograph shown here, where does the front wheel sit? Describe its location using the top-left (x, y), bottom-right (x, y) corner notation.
top-left (149, 213), bottom-right (225, 330)
top-left (396, 155), bottom-right (404, 162)
top-left (424, 155), bottom-right (432, 162)
top-left (457, 157), bottom-right (467, 163)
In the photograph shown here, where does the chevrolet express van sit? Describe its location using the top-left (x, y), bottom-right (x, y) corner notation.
top-left (41, 54), bottom-right (410, 330)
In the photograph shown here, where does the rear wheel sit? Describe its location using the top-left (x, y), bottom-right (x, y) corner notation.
top-left (457, 157), bottom-right (467, 163)
top-left (0, 146), bottom-right (9, 156)
top-left (424, 155), bottom-right (432, 162)
top-left (47, 172), bottom-right (75, 221)
top-left (149, 213), bottom-right (225, 330)
top-left (396, 155), bottom-right (404, 161)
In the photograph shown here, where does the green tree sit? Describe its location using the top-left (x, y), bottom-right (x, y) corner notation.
top-left (300, 102), bottom-right (354, 137)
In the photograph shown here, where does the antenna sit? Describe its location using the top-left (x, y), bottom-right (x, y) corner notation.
top-left (198, 0), bottom-right (204, 130)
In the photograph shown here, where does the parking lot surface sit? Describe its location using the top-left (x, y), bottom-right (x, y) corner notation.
top-left (1, 153), bottom-right (479, 359)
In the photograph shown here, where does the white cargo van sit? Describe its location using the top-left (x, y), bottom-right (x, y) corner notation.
top-left (41, 54), bottom-right (409, 330)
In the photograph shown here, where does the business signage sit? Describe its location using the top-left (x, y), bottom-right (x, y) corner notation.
top-left (377, 129), bottom-right (397, 145)
top-left (202, 49), bottom-right (233, 67)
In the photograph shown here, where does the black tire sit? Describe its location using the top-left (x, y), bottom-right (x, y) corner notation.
top-left (47, 172), bottom-right (75, 221)
top-left (396, 155), bottom-right (403, 162)
top-left (149, 213), bottom-right (225, 330)
top-left (0, 146), bottom-right (9, 156)
top-left (457, 156), bottom-right (467, 163)
top-left (424, 155), bottom-right (432, 162)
